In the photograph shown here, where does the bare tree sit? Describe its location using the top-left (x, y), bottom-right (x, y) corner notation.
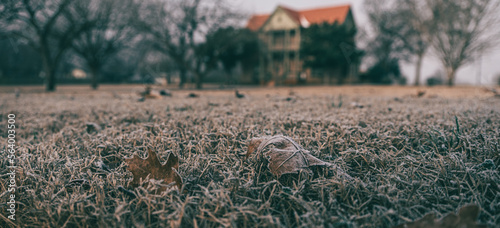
top-left (364, 0), bottom-right (433, 86)
top-left (69, 0), bottom-right (139, 89)
top-left (0, 0), bottom-right (17, 37)
top-left (135, 0), bottom-right (242, 89)
top-left (364, 0), bottom-right (409, 84)
top-left (428, 0), bottom-right (500, 86)
top-left (2, 0), bottom-right (88, 91)
top-left (398, 0), bottom-right (433, 86)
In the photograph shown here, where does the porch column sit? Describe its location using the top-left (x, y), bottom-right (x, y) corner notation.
top-left (268, 31), bottom-right (273, 83)
top-left (283, 30), bottom-right (290, 84)
top-left (295, 27), bottom-right (301, 81)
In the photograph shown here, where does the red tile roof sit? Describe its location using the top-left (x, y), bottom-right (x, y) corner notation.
top-left (300, 5), bottom-right (350, 25)
top-left (246, 14), bottom-right (270, 31)
top-left (246, 4), bottom-right (351, 31)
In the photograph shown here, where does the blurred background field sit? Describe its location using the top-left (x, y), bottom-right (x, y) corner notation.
top-left (1, 84), bottom-right (499, 98)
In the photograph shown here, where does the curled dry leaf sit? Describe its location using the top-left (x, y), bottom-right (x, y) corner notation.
top-left (394, 205), bottom-right (486, 228)
top-left (125, 148), bottom-right (182, 191)
top-left (246, 135), bottom-right (331, 177)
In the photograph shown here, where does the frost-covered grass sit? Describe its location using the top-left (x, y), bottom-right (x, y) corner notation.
top-left (0, 85), bottom-right (499, 227)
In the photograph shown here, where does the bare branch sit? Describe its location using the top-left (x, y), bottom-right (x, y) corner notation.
top-left (429, 0), bottom-right (500, 85)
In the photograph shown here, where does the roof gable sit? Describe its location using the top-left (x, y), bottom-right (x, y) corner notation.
top-left (246, 14), bottom-right (269, 31)
top-left (246, 4), bottom-right (352, 31)
top-left (279, 6), bottom-right (301, 23)
top-left (260, 7), bottom-right (301, 32)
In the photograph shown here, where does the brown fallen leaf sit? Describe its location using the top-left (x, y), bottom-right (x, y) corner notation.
top-left (393, 204), bottom-right (486, 228)
top-left (138, 85), bottom-right (162, 99)
top-left (417, 90), bottom-right (426, 98)
top-left (125, 148), bottom-right (182, 191)
top-left (246, 135), bottom-right (331, 177)
top-left (144, 93), bottom-right (162, 99)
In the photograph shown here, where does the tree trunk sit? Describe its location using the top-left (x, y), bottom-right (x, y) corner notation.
top-left (179, 67), bottom-right (186, 88)
top-left (166, 73), bottom-right (171, 85)
top-left (336, 68), bottom-right (345, 85)
top-left (225, 69), bottom-right (232, 85)
top-left (42, 55), bottom-right (56, 92)
top-left (414, 52), bottom-right (424, 86)
top-left (446, 67), bottom-right (456, 86)
top-left (90, 67), bottom-right (99, 90)
top-left (195, 73), bottom-right (203, 89)
top-left (40, 41), bottom-right (59, 92)
top-left (46, 68), bottom-right (56, 92)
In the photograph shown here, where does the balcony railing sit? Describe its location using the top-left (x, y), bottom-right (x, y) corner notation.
top-left (259, 30), bottom-right (301, 51)
top-left (268, 40), bottom-right (300, 51)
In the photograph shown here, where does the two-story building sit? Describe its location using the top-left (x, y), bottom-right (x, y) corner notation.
top-left (246, 4), bottom-right (357, 85)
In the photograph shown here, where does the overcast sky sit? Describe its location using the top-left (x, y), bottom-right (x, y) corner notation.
top-left (233, 0), bottom-right (500, 85)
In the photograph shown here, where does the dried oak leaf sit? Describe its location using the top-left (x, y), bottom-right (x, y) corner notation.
top-left (125, 148), bottom-right (182, 191)
top-left (246, 135), bottom-right (331, 177)
top-left (393, 205), bottom-right (486, 228)
top-left (138, 86), bottom-right (162, 99)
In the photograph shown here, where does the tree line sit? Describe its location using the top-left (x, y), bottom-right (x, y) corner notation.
top-left (364, 0), bottom-right (500, 86)
top-left (0, 0), bottom-right (498, 91)
top-left (0, 0), bottom-right (259, 91)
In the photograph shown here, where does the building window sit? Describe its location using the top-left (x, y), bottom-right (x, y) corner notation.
top-left (273, 31), bottom-right (285, 48)
top-left (290, 30), bottom-right (298, 49)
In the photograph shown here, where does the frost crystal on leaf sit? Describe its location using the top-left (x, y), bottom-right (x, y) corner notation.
top-left (246, 135), bottom-right (331, 177)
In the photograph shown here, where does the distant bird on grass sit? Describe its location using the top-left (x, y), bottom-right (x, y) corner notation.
top-left (235, 90), bottom-right (245, 99)
top-left (187, 93), bottom-right (199, 98)
top-left (417, 90), bottom-right (426, 98)
top-left (160, 89), bottom-right (172, 97)
top-left (15, 88), bottom-right (20, 98)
